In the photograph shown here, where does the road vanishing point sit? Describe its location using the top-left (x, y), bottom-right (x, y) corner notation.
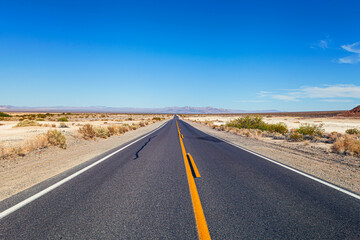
top-left (1, 116), bottom-right (359, 239)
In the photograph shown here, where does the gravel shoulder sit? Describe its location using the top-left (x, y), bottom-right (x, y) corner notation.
top-left (185, 120), bottom-right (360, 195)
top-left (0, 120), bottom-right (167, 201)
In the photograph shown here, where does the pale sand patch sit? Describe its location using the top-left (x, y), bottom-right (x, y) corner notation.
top-left (0, 119), bottom-right (144, 148)
top-left (0, 120), bottom-right (167, 201)
top-left (184, 120), bottom-right (360, 195)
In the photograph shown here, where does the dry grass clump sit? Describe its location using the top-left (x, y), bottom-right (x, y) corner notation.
top-left (95, 127), bottom-right (110, 139)
top-left (328, 132), bottom-right (342, 143)
top-left (287, 131), bottom-right (303, 142)
top-left (78, 124), bottom-right (135, 140)
top-left (24, 134), bottom-right (49, 151)
top-left (46, 130), bottom-right (67, 149)
top-left (14, 119), bottom-right (41, 127)
top-left (0, 130), bottom-right (67, 159)
top-left (107, 125), bottom-right (117, 135)
top-left (78, 124), bottom-right (96, 140)
top-left (332, 135), bottom-right (360, 155)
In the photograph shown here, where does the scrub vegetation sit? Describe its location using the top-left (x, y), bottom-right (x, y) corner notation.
top-left (0, 113), bottom-right (169, 160)
top-left (188, 115), bottom-right (360, 156)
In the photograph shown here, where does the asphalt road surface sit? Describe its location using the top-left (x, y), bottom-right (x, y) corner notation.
top-left (1, 117), bottom-right (359, 239)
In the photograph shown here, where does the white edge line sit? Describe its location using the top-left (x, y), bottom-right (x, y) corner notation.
top-left (0, 121), bottom-right (169, 220)
top-left (181, 120), bottom-right (360, 201)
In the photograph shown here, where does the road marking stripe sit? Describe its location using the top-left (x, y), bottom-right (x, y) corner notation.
top-left (0, 121), bottom-right (169, 220)
top-left (187, 153), bottom-right (201, 178)
top-left (181, 120), bottom-right (360, 201)
top-left (177, 120), bottom-right (211, 240)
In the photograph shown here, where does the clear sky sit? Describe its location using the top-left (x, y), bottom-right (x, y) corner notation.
top-left (1, 0), bottom-right (359, 111)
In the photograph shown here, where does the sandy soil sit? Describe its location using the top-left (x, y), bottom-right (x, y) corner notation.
top-left (184, 120), bottom-right (360, 194)
top-left (0, 120), bottom-right (167, 201)
top-left (184, 116), bottom-right (360, 134)
top-left (0, 115), bottom-right (162, 148)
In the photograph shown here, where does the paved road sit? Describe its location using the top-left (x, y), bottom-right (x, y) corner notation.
top-left (1, 117), bottom-right (359, 239)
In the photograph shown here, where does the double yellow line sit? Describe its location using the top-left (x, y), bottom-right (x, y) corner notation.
top-left (176, 120), bottom-right (211, 240)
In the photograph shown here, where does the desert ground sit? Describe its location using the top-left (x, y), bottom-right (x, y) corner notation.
top-left (0, 112), bottom-right (170, 201)
top-left (0, 112), bottom-right (170, 148)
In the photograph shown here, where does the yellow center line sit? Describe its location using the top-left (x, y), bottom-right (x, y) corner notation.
top-left (187, 153), bottom-right (201, 178)
top-left (176, 120), bottom-right (211, 240)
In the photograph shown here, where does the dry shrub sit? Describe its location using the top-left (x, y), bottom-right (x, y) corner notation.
top-left (107, 125), bottom-right (117, 135)
top-left (332, 135), bottom-right (360, 155)
top-left (15, 119), bottom-right (41, 127)
top-left (95, 127), bottom-right (110, 139)
top-left (46, 130), bottom-right (67, 149)
top-left (244, 130), bottom-right (253, 138)
top-left (288, 131), bottom-right (303, 142)
top-left (117, 126), bottom-right (129, 134)
top-left (345, 128), bottom-right (360, 135)
top-left (25, 135), bottom-right (49, 151)
top-left (139, 122), bottom-right (146, 127)
top-left (0, 130), bottom-right (67, 159)
top-left (296, 123), bottom-right (324, 137)
top-left (78, 124), bottom-right (96, 139)
top-left (328, 132), bottom-right (342, 142)
top-left (218, 125), bottom-right (226, 131)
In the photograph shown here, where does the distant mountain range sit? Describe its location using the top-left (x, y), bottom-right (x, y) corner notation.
top-left (0, 105), bottom-right (279, 114)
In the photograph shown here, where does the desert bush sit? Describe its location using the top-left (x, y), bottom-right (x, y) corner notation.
top-left (58, 117), bottom-right (68, 122)
top-left (227, 115), bottom-right (266, 130)
top-left (95, 127), bottom-right (110, 139)
top-left (37, 114), bottom-right (47, 119)
top-left (0, 112), bottom-right (11, 117)
top-left (107, 126), bottom-right (118, 135)
top-left (295, 123), bottom-right (324, 137)
top-left (15, 119), bottom-right (41, 127)
top-left (25, 134), bottom-right (49, 151)
top-left (267, 122), bottom-right (288, 135)
top-left (152, 117), bottom-right (162, 121)
top-left (288, 131), bottom-right (303, 142)
top-left (46, 130), bottom-right (67, 149)
top-left (139, 122), bottom-right (146, 127)
top-left (345, 128), bottom-right (360, 135)
top-left (37, 118), bottom-right (45, 121)
top-left (78, 124), bottom-right (96, 139)
top-left (127, 117), bottom-right (133, 121)
top-left (327, 132), bottom-right (342, 143)
top-left (117, 126), bottom-right (129, 134)
top-left (332, 135), bottom-right (360, 155)
top-left (226, 116), bottom-right (288, 134)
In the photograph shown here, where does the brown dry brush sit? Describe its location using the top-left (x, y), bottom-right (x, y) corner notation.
top-left (332, 135), bottom-right (360, 156)
top-left (0, 130), bottom-right (67, 160)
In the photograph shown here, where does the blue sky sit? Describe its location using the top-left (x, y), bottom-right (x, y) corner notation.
top-left (0, 0), bottom-right (359, 111)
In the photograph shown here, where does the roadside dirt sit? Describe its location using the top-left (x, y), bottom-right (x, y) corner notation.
top-left (185, 120), bottom-right (360, 195)
top-left (0, 120), bottom-right (167, 201)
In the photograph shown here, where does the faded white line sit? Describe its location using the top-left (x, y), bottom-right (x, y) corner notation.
top-left (0, 121), bottom-right (169, 220)
top-left (182, 120), bottom-right (360, 201)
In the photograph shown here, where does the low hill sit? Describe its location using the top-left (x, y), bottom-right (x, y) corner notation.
top-left (338, 105), bottom-right (360, 117)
